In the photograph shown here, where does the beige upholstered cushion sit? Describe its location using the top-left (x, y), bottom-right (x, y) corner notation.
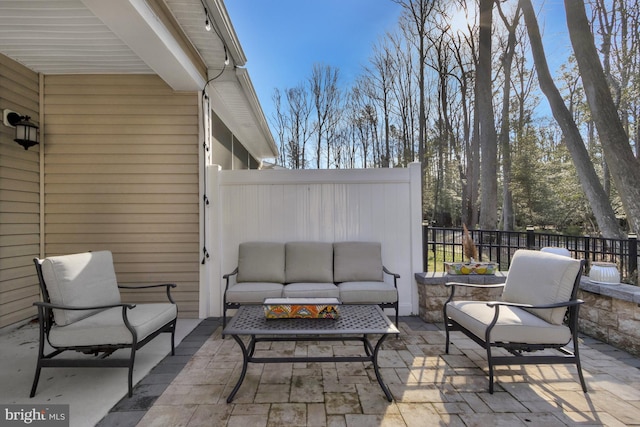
top-left (285, 241), bottom-right (334, 283)
top-left (333, 242), bottom-right (383, 283)
top-left (283, 282), bottom-right (340, 298)
top-left (501, 249), bottom-right (582, 325)
top-left (48, 303), bottom-right (177, 347)
top-left (446, 300), bottom-right (571, 344)
top-left (41, 251), bottom-right (121, 326)
top-left (226, 282), bottom-right (284, 304)
top-left (338, 281), bottom-right (398, 304)
top-left (540, 247), bottom-right (571, 257)
top-left (237, 242), bottom-right (285, 283)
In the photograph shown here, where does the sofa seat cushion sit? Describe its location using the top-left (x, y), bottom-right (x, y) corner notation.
top-left (283, 282), bottom-right (340, 299)
top-left (285, 242), bottom-right (334, 283)
top-left (237, 242), bottom-right (286, 283)
top-left (40, 251), bottom-right (121, 326)
top-left (226, 282), bottom-right (284, 304)
top-left (446, 300), bottom-right (571, 345)
top-left (338, 281), bottom-right (398, 304)
top-left (333, 242), bottom-right (384, 282)
top-left (48, 303), bottom-right (177, 347)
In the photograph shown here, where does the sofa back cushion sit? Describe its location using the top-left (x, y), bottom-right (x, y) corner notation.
top-left (237, 242), bottom-right (286, 283)
top-left (41, 251), bottom-right (121, 326)
top-left (502, 249), bottom-right (582, 325)
top-left (285, 242), bottom-right (334, 283)
top-left (333, 241), bottom-right (383, 283)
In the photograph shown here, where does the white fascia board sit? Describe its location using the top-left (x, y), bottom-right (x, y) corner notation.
top-left (81, 0), bottom-right (205, 91)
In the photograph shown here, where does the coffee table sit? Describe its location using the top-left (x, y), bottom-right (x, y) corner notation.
top-left (223, 304), bottom-right (400, 402)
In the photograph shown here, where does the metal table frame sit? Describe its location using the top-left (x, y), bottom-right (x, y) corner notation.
top-left (223, 304), bottom-right (400, 402)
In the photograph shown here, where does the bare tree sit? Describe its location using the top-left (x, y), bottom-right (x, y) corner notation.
top-left (388, 28), bottom-right (418, 166)
top-left (365, 38), bottom-right (396, 167)
top-left (282, 85), bottom-right (313, 169)
top-left (520, 0), bottom-right (624, 238)
top-left (272, 88), bottom-right (288, 167)
top-left (425, 23), bottom-right (454, 224)
top-left (394, 0), bottom-right (438, 214)
top-left (449, 28), bottom-right (476, 227)
top-left (477, 0), bottom-right (499, 229)
top-left (564, 0), bottom-right (640, 234)
top-left (310, 64), bottom-right (341, 168)
top-left (496, 2), bottom-right (522, 231)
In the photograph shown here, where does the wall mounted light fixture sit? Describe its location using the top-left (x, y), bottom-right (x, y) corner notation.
top-left (2, 109), bottom-right (39, 150)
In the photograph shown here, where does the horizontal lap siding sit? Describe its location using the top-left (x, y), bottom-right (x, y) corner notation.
top-left (44, 75), bottom-right (200, 318)
top-left (0, 54), bottom-right (40, 328)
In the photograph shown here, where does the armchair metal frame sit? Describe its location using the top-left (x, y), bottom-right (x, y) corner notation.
top-left (31, 257), bottom-right (178, 398)
top-left (443, 259), bottom-right (587, 394)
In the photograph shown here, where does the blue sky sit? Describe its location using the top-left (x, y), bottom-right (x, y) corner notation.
top-left (225, 0), bottom-right (572, 128)
top-left (225, 0), bottom-right (403, 123)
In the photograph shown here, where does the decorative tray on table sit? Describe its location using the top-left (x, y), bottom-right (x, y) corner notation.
top-left (263, 298), bottom-right (341, 319)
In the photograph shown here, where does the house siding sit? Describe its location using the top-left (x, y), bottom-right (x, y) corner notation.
top-left (0, 55), bottom-right (41, 328)
top-left (43, 74), bottom-right (200, 318)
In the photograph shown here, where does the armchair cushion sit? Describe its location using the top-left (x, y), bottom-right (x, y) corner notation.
top-left (501, 250), bottom-right (582, 325)
top-left (333, 242), bottom-right (383, 282)
top-left (40, 251), bottom-right (121, 326)
top-left (237, 242), bottom-right (285, 283)
top-left (446, 300), bottom-right (571, 345)
top-left (285, 241), bottom-right (334, 283)
top-left (48, 303), bottom-right (177, 347)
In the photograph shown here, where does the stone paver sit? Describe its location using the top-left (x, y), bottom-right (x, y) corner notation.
top-left (100, 317), bottom-right (640, 426)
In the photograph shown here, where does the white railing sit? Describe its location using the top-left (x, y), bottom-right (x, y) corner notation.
top-left (200, 163), bottom-right (423, 318)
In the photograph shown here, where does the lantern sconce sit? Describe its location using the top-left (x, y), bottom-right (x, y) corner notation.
top-left (2, 109), bottom-right (40, 150)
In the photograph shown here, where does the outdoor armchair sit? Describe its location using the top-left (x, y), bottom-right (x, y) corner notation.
top-left (443, 249), bottom-right (586, 393)
top-left (30, 250), bottom-right (178, 398)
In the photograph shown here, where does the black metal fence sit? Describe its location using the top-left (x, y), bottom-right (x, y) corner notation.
top-left (423, 226), bottom-right (639, 284)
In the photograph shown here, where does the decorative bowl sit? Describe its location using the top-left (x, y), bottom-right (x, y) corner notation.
top-left (263, 297), bottom-right (340, 319)
top-left (444, 261), bottom-right (497, 275)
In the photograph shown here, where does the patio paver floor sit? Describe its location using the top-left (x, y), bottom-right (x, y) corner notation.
top-left (99, 316), bottom-right (640, 426)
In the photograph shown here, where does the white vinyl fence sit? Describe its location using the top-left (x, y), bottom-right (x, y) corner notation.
top-left (200, 163), bottom-right (423, 318)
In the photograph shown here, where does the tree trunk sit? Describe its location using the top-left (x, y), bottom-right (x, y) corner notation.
top-left (520, 0), bottom-right (624, 239)
top-left (478, 0), bottom-right (498, 229)
top-left (564, 0), bottom-right (640, 234)
top-left (497, 4), bottom-right (520, 231)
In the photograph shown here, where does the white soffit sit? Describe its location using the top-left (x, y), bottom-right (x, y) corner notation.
top-left (208, 67), bottom-right (277, 160)
top-left (0, 0), bottom-right (153, 74)
top-left (81, 0), bottom-right (205, 90)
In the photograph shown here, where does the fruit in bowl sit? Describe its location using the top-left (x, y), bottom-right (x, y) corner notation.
top-left (444, 262), bottom-right (497, 275)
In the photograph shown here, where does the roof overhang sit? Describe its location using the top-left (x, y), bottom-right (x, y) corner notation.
top-left (0, 0), bottom-right (278, 159)
top-left (206, 67), bottom-right (278, 160)
top-left (81, 0), bottom-right (206, 90)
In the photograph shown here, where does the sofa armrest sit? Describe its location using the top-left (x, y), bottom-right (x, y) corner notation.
top-left (223, 267), bottom-right (239, 291)
top-left (383, 266), bottom-right (400, 288)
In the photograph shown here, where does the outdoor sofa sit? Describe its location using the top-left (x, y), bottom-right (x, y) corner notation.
top-left (223, 241), bottom-right (400, 329)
